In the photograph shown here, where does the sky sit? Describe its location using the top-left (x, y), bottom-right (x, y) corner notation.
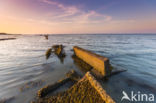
top-left (0, 0), bottom-right (156, 34)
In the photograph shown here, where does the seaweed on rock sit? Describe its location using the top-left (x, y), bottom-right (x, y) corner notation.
top-left (72, 55), bottom-right (92, 72)
top-left (37, 70), bottom-right (81, 98)
top-left (66, 70), bottom-right (82, 81)
top-left (45, 48), bottom-right (52, 60)
top-left (45, 45), bottom-right (66, 63)
top-left (32, 73), bottom-right (106, 103)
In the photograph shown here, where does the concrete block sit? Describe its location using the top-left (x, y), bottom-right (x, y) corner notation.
top-left (73, 46), bottom-right (111, 76)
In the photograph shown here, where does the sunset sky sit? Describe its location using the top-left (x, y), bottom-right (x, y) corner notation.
top-left (0, 0), bottom-right (156, 34)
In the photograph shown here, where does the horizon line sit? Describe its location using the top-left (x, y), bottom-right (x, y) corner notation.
top-left (2, 33), bottom-right (156, 35)
top-left (1, 32), bottom-right (156, 35)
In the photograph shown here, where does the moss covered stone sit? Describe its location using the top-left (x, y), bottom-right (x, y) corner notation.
top-left (34, 77), bottom-right (105, 103)
top-left (37, 77), bottom-right (71, 98)
top-left (72, 55), bottom-right (92, 72)
top-left (66, 69), bottom-right (81, 81)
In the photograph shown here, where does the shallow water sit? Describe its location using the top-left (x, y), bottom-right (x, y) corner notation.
top-left (0, 34), bottom-right (156, 102)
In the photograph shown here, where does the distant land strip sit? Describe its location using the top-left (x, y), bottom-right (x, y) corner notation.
top-left (0, 33), bottom-right (21, 35)
top-left (0, 38), bottom-right (16, 41)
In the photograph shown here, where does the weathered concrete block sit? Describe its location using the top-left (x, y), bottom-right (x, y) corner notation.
top-left (85, 72), bottom-right (115, 103)
top-left (73, 46), bottom-right (111, 76)
top-left (38, 77), bottom-right (71, 98)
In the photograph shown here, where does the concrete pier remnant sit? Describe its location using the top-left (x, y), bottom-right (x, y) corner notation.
top-left (73, 46), bottom-right (111, 76)
top-left (32, 72), bottom-right (115, 103)
top-left (85, 72), bottom-right (115, 103)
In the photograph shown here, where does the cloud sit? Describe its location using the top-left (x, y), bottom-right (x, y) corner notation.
top-left (79, 10), bottom-right (112, 23)
top-left (40, 0), bottom-right (67, 10)
top-left (39, 0), bottom-right (112, 24)
top-left (40, 0), bottom-right (79, 14)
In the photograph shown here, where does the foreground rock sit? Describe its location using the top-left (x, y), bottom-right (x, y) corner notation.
top-left (32, 72), bottom-right (115, 103)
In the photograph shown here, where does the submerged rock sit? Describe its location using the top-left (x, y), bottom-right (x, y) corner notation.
top-left (45, 48), bottom-right (52, 60)
top-left (65, 69), bottom-right (81, 81)
top-left (37, 70), bottom-right (79, 98)
top-left (44, 35), bottom-right (48, 40)
top-left (20, 80), bottom-right (44, 92)
top-left (37, 77), bottom-right (71, 98)
top-left (45, 45), bottom-right (66, 63)
top-left (52, 45), bottom-right (66, 63)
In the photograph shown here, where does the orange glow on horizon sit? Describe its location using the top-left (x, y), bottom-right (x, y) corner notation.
top-left (0, 0), bottom-right (156, 34)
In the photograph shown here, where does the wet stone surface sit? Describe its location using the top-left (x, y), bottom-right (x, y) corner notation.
top-left (32, 78), bottom-right (105, 103)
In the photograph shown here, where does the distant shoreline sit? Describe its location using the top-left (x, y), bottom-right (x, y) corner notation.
top-left (1, 33), bottom-right (156, 35)
top-left (0, 38), bottom-right (16, 41)
top-left (0, 33), bottom-right (21, 35)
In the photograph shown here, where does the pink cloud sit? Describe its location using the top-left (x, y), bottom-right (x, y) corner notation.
top-left (40, 0), bottom-right (112, 24)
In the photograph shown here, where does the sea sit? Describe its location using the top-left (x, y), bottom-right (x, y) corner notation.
top-left (0, 34), bottom-right (156, 103)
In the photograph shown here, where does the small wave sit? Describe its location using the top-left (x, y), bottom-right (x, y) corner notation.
top-left (125, 78), bottom-right (156, 92)
top-left (20, 62), bottom-right (55, 70)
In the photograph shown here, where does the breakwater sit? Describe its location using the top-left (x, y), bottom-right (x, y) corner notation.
top-left (83, 72), bottom-right (115, 103)
top-left (33, 71), bottom-right (115, 103)
top-left (73, 46), bottom-right (111, 76)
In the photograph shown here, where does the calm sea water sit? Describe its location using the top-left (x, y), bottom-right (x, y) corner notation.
top-left (0, 34), bottom-right (156, 102)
